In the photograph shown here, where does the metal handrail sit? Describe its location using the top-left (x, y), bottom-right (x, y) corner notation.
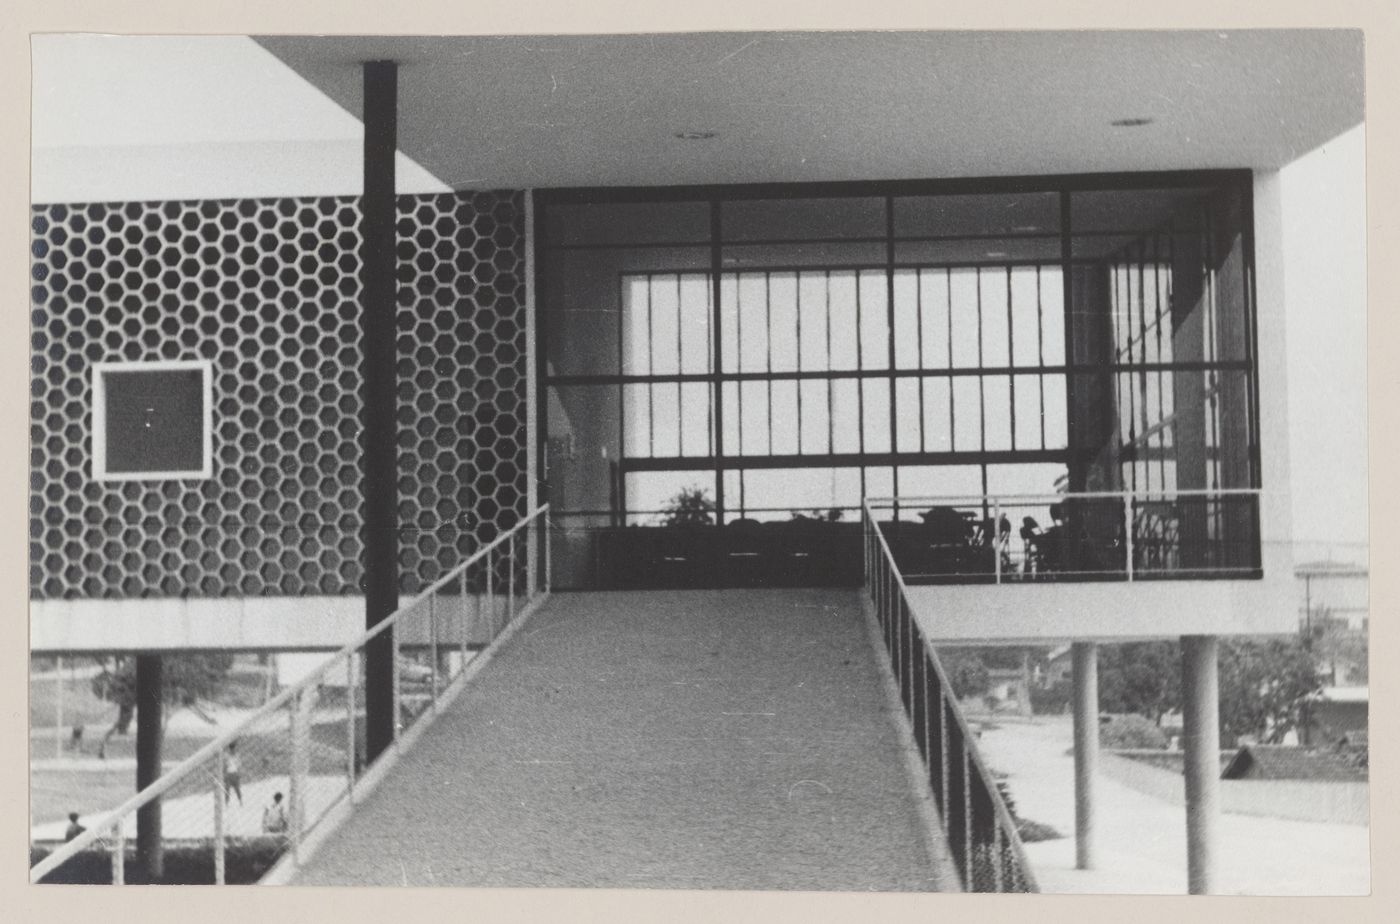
top-left (867, 488), bottom-right (1263, 504)
top-left (867, 488), bottom-right (1263, 585)
top-left (863, 499), bottom-right (1039, 892)
top-left (31, 504), bottom-right (550, 884)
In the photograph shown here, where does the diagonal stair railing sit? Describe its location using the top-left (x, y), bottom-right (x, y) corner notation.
top-left (31, 504), bottom-right (551, 885)
top-left (863, 500), bottom-right (1039, 893)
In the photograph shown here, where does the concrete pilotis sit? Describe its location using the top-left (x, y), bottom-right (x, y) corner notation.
top-left (1181, 634), bottom-right (1221, 894)
top-left (1072, 641), bottom-right (1098, 870)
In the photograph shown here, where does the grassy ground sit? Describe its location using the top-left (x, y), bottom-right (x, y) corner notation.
top-left (29, 671), bottom-right (117, 730)
top-left (31, 767), bottom-right (137, 826)
top-left (31, 713), bottom-right (356, 828)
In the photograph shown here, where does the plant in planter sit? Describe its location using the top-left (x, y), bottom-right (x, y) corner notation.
top-left (660, 486), bottom-right (715, 527)
top-left (789, 508), bottom-right (844, 522)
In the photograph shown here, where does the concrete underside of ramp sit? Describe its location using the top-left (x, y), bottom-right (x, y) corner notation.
top-left (292, 589), bottom-right (950, 890)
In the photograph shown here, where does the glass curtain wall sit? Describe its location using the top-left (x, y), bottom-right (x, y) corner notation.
top-left (537, 175), bottom-right (1259, 588)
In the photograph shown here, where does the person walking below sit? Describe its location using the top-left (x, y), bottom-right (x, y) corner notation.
top-left (224, 742), bottom-right (243, 806)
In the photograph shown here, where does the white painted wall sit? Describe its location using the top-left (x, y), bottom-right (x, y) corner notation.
top-left (1280, 125), bottom-right (1368, 562)
top-left (31, 34), bottom-right (450, 203)
top-left (29, 596), bottom-right (364, 653)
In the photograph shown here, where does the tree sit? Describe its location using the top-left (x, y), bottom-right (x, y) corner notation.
top-left (1096, 641), bottom-right (1181, 723)
top-left (660, 486), bottom-right (714, 527)
top-left (1094, 637), bottom-right (1319, 745)
top-left (938, 648), bottom-right (991, 699)
top-left (1307, 607), bottom-right (1368, 685)
top-left (91, 653), bottom-right (235, 757)
top-left (1217, 636), bottom-right (1319, 745)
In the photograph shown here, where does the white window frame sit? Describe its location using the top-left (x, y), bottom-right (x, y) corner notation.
top-left (92, 359), bottom-right (214, 482)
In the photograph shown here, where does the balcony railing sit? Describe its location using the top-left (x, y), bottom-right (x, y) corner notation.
top-left (867, 489), bottom-right (1262, 585)
top-left (30, 504), bottom-right (551, 885)
top-left (862, 501), bottom-right (1038, 893)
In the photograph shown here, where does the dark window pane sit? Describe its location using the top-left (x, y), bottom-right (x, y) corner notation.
top-left (544, 201), bottom-right (710, 247)
top-left (103, 368), bottom-right (204, 475)
top-left (722, 197), bottom-right (885, 242)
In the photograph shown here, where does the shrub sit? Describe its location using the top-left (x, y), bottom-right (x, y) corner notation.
top-left (1099, 713), bottom-right (1168, 750)
top-left (1029, 679), bottom-right (1072, 715)
top-left (995, 777), bottom-right (1063, 843)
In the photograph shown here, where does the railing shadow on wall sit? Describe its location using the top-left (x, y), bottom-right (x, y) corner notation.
top-left (862, 499), bottom-right (1039, 893)
top-left (29, 505), bottom-right (551, 886)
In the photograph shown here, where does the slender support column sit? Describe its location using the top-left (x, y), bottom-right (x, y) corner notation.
top-left (134, 654), bottom-right (164, 881)
top-left (213, 748), bottom-right (226, 885)
top-left (111, 824), bottom-right (125, 885)
top-left (346, 654), bottom-right (358, 800)
top-left (1181, 635), bottom-right (1221, 894)
top-left (1072, 641), bottom-right (1099, 870)
top-left (289, 688), bottom-right (311, 862)
top-left (55, 655), bottom-right (65, 758)
top-left (362, 59), bottom-right (399, 764)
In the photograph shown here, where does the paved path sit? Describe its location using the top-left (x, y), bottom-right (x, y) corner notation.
top-left (293, 589), bottom-right (946, 890)
top-left (974, 714), bottom-right (1370, 895)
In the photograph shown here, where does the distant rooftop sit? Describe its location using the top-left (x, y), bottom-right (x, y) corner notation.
top-left (1312, 686), bottom-right (1369, 704)
top-left (1222, 744), bottom-right (1368, 782)
top-left (1295, 561), bottom-right (1368, 577)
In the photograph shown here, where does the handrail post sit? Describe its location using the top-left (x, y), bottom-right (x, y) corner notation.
top-left (862, 505), bottom-right (870, 588)
top-left (111, 823), bottom-right (125, 885)
top-left (55, 655), bottom-right (65, 759)
top-left (346, 654), bottom-right (357, 802)
top-left (526, 510), bottom-right (539, 604)
top-left (993, 499), bottom-right (1002, 584)
top-left (429, 594), bottom-right (439, 712)
top-left (213, 749), bottom-right (226, 885)
top-left (1124, 493), bottom-right (1135, 582)
top-left (486, 545), bottom-right (495, 636)
top-left (461, 565), bottom-right (471, 667)
top-left (289, 688), bottom-right (309, 864)
top-left (391, 625), bottom-right (402, 748)
top-left (544, 513), bottom-right (552, 595)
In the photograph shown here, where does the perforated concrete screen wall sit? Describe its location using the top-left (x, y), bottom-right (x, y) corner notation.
top-left (29, 191), bottom-right (527, 600)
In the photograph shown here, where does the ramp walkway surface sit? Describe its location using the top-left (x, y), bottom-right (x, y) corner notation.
top-left (292, 588), bottom-right (947, 890)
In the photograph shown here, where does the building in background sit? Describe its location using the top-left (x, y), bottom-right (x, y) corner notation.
top-left (28, 31), bottom-right (1365, 893)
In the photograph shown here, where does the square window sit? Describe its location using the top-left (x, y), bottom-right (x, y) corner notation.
top-left (93, 360), bottom-right (212, 481)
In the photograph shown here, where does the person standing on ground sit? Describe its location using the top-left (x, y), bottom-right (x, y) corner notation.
top-left (64, 812), bottom-right (86, 842)
top-left (224, 742), bottom-right (243, 806)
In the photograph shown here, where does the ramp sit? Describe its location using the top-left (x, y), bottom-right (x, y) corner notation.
top-left (292, 589), bottom-right (949, 890)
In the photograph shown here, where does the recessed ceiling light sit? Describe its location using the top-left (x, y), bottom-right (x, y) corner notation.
top-left (985, 251), bottom-right (1009, 258)
top-left (1011, 225), bottom-right (1041, 233)
top-left (1110, 117), bottom-right (1154, 128)
top-left (674, 130), bottom-right (718, 140)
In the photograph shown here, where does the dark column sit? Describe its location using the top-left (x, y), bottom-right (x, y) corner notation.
top-left (362, 59), bottom-right (399, 763)
top-left (134, 654), bottom-right (164, 881)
